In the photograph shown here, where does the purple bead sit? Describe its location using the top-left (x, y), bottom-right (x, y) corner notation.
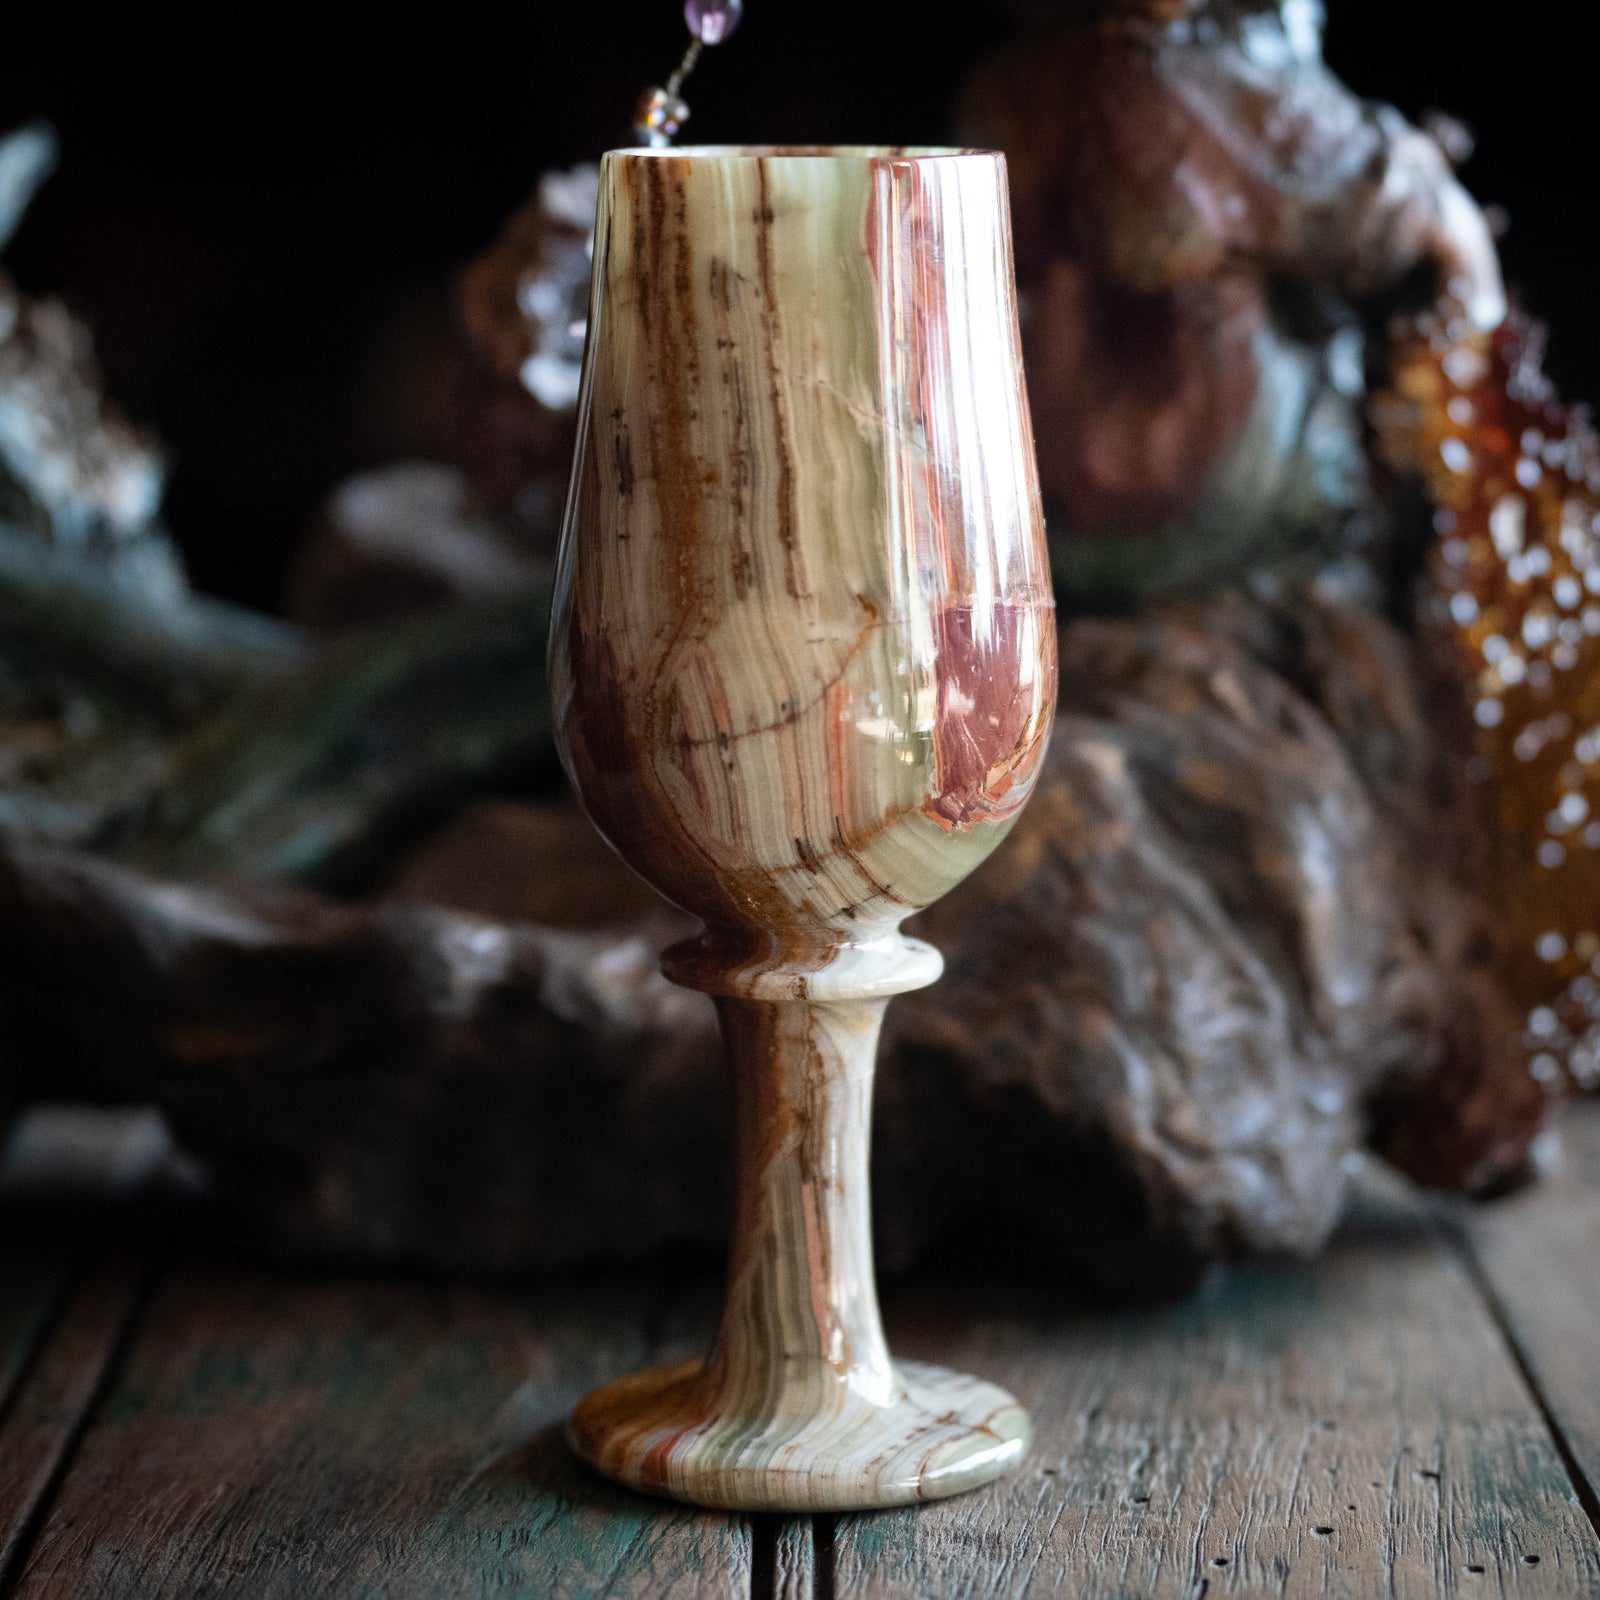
top-left (685, 0), bottom-right (742, 45)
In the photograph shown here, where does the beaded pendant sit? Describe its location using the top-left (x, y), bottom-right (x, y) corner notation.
top-left (633, 0), bottom-right (744, 146)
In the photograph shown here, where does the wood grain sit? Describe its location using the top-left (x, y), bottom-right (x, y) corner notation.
top-left (2, 1214), bottom-right (94, 1579)
top-left (0, 1220), bottom-right (157, 1587)
top-left (831, 1171), bottom-right (1600, 1597)
top-left (1, 1109), bottom-right (169, 1421)
top-left (751, 1518), bottom-right (816, 1600)
top-left (9, 1263), bottom-right (751, 1600)
top-left (1458, 1101), bottom-right (1600, 1511)
top-left (0, 1215), bottom-right (79, 1426)
top-left (1, 1109), bottom-right (176, 1582)
top-left (773, 1520), bottom-right (815, 1600)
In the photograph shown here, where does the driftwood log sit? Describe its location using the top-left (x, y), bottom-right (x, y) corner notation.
top-left (0, 588), bottom-right (1543, 1295)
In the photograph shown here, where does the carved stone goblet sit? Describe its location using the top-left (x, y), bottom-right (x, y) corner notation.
top-left (550, 145), bottom-right (1057, 1511)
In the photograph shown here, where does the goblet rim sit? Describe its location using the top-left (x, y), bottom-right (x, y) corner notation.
top-left (608, 144), bottom-right (1000, 164)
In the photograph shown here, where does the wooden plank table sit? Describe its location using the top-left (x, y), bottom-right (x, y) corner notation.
top-left (2, 1105), bottom-right (1598, 1598)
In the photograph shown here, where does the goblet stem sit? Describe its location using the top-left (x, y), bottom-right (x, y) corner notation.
top-left (710, 995), bottom-right (896, 1416)
top-left (567, 973), bottom-right (1030, 1511)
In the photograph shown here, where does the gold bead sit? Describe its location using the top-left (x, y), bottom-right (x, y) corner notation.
top-left (632, 87), bottom-right (689, 149)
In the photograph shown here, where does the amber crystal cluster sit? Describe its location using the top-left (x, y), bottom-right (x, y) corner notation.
top-left (1383, 305), bottom-right (1600, 1089)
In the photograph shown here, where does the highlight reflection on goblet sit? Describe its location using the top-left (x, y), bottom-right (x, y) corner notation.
top-left (550, 145), bottom-right (1057, 1512)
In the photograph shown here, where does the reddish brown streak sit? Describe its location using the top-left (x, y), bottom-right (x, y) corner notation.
top-left (754, 162), bottom-right (804, 602)
top-left (925, 601), bottom-right (1056, 830)
top-left (865, 155), bottom-right (1057, 836)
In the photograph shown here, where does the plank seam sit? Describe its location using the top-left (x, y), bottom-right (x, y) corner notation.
top-left (751, 1514), bottom-right (778, 1600)
top-left (1434, 1202), bottom-right (1600, 1543)
top-left (0, 1236), bottom-right (92, 1445)
top-left (813, 1514), bottom-right (835, 1600)
top-left (0, 1223), bottom-right (170, 1598)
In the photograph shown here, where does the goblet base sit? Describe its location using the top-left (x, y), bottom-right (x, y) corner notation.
top-left (567, 1358), bottom-right (1030, 1512)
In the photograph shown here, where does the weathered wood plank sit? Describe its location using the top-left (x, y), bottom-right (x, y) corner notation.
top-left (833, 1174), bottom-right (1600, 1598)
top-left (1, 1108), bottom-right (174, 1578)
top-left (1457, 1101), bottom-right (1600, 1515)
top-left (1, 1109), bottom-right (168, 1416)
top-left (774, 1519), bottom-right (815, 1600)
top-left (1, 1220), bottom-right (91, 1577)
top-left (11, 1262), bottom-right (751, 1599)
top-left (0, 1219), bottom-right (157, 1586)
top-left (0, 1217), bottom-right (77, 1424)
top-left (749, 1517), bottom-right (816, 1600)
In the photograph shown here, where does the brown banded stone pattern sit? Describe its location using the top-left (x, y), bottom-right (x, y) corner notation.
top-left (551, 145), bottom-right (1055, 997)
top-left (550, 147), bottom-right (1055, 1511)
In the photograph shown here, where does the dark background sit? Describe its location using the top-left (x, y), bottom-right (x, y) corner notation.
top-left (1, 1), bottom-right (1589, 611)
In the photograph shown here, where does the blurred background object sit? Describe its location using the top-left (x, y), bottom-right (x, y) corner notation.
top-left (0, 0), bottom-right (1589, 1291)
top-left (1, 0), bottom-right (1592, 612)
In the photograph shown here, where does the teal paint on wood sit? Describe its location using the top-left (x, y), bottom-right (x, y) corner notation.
top-left (773, 1518), bottom-right (815, 1600)
top-left (12, 1264), bottom-right (751, 1600)
top-left (1458, 1101), bottom-right (1600, 1518)
top-left (831, 1173), bottom-right (1600, 1598)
